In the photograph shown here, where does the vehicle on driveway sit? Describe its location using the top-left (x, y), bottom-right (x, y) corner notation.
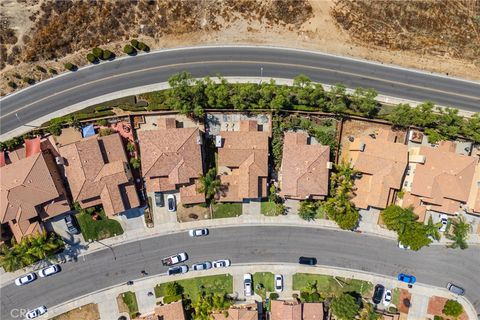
top-left (439, 214), bottom-right (448, 232)
top-left (26, 306), bottom-right (47, 319)
top-left (398, 242), bottom-right (410, 250)
top-left (275, 274), bottom-right (283, 292)
top-left (383, 289), bottom-right (392, 306)
top-left (167, 194), bottom-right (176, 212)
top-left (372, 284), bottom-right (385, 304)
top-left (244, 273), bottom-right (253, 297)
top-left (192, 261), bottom-right (212, 271)
top-left (154, 192), bottom-right (164, 207)
top-left (167, 265), bottom-right (188, 276)
top-left (397, 273), bottom-right (416, 284)
top-left (299, 256), bottom-right (317, 265)
top-left (447, 282), bottom-right (465, 295)
top-left (39, 264), bottom-right (61, 278)
top-left (188, 228), bottom-right (209, 237)
top-left (162, 252), bottom-right (188, 266)
top-left (14, 273), bottom-right (37, 286)
top-left (64, 214), bottom-right (79, 235)
top-left (212, 259), bottom-right (231, 268)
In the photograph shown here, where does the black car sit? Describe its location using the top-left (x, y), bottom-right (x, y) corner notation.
top-left (298, 256), bottom-right (317, 265)
top-left (372, 284), bottom-right (385, 304)
top-left (64, 215), bottom-right (80, 235)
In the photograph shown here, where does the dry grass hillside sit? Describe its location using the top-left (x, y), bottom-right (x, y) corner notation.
top-left (0, 0), bottom-right (478, 96)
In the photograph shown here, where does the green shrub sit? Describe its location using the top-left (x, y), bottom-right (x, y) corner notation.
top-left (48, 68), bottom-right (57, 74)
top-left (86, 53), bottom-right (96, 63)
top-left (99, 128), bottom-right (115, 136)
top-left (47, 123), bottom-right (62, 136)
top-left (442, 299), bottom-right (463, 317)
top-left (35, 66), bottom-right (46, 73)
top-left (269, 293), bottom-right (279, 300)
top-left (102, 49), bottom-right (113, 60)
top-left (433, 316), bottom-right (444, 320)
top-left (130, 157), bottom-right (141, 169)
top-left (123, 44), bottom-right (135, 55)
top-left (7, 81), bottom-right (16, 88)
top-left (92, 47), bottom-right (103, 58)
top-left (64, 62), bottom-right (75, 71)
top-left (97, 119), bottom-right (108, 126)
top-left (163, 295), bottom-right (182, 304)
top-left (130, 39), bottom-right (139, 48)
top-left (22, 77), bottom-right (34, 84)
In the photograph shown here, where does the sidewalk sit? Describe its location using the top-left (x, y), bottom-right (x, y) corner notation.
top-left (32, 263), bottom-right (478, 320)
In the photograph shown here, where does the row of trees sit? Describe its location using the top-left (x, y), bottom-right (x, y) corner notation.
top-left (0, 232), bottom-right (64, 272)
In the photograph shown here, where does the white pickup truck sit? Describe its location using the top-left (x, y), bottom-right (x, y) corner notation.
top-left (161, 252), bottom-right (188, 266)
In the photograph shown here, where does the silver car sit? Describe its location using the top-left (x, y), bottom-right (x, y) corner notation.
top-left (192, 261), bottom-right (212, 271)
top-left (447, 282), bottom-right (465, 295)
top-left (212, 259), bottom-right (231, 268)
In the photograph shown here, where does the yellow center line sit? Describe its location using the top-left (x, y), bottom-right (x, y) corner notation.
top-left (2, 60), bottom-right (479, 119)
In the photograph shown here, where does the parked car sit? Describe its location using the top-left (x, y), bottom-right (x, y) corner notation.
top-left (275, 274), bottom-right (283, 292)
top-left (372, 284), bottom-right (385, 304)
top-left (162, 252), bottom-right (188, 266)
top-left (64, 214), bottom-right (79, 235)
top-left (14, 273), bottom-right (37, 286)
top-left (398, 242), bottom-right (410, 250)
top-left (39, 264), bottom-right (61, 278)
top-left (212, 259), bottom-right (231, 268)
top-left (154, 192), bottom-right (164, 207)
top-left (188, 228), bottom-right (209, 237)
top-left (192, 261), bottom-right (212, 271)
top-left (397, 273), bottom-right (416, 284)
top-left (383, 289), bottom-right (392, 306)
top-left (167, 194), bottom-right (176, 212)
top-left (26, 306), bottom-right (47, 319)
top-left (299, 256), bottom-right (317, 265)
top-left (244, 273), bottom-right (253, 297)
top-left (167, 265), bottom-right (188, 276)
top-left (447, 282), bottom-right (465, 295)
top-left (439, 214), bottom-right (448, 232)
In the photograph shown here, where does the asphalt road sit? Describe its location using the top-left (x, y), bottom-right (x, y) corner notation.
top-left (1, 226), bottom-right (479, 319)
top-left (1, 46), bottom-right (480, 135)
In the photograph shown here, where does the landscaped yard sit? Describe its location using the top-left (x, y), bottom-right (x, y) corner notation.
top-left (119, 291), bottom-right (139, 319)
top-left (253, 272), bottom-right (275, 299)
top-left (155, 274), bottom-right (233, 302)
top-left (212, 203), bottom-right (242, 219)
top-left (76, 208), bottom-right (124, 241)
top-left (261, 201), bottom-right (277, 216)
top-left (50, 303), bottom-right (100, 320)
top-left (292, 273), bottom-right (373, 297)
top-left (391, 287), bottom-right (400, 306)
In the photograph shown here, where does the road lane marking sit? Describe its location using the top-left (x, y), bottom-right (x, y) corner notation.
top-left (1, 60), bottom-right (479, 119)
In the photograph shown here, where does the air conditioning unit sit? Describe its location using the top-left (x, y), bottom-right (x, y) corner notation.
top-left (215, 135), bottom-right (223, 148)
top-left (196, 135), bottom-right (203, 145)
top-left (55, 156), bottom-right (64, 165)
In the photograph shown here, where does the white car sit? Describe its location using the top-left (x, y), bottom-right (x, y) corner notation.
top-left (244, 273), bottom-right (253, 297)
top-left (212, 259), bottom-right (231, 268)
top-left (188, 228), bottom-right (209, 237)
top-left (167, 194), bottom-right (176, 212)
top-left (14, 273), bottom-right (36, 286)
top-left (26, 306), bottom-right (47, 319)
top-left (275, 274), bottom-right (283, 292)
top-left (398, 242), bottom-right (410, 250)
top-left (383, 289), bottom-right (392, 306)
top-left (192, 261), bottom-right (212, 271)
top-left (39, 264), bottom-right (61, 278)
top-left (439, 214), bottom-right (448, 232)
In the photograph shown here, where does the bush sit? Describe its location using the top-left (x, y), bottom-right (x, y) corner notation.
top-left (123, 44), bottom-right (135, 55)
top-left (7, 81), bottom-right (16, 88)
top-left (35, 65), bottom-right (46, 73)
top-left (48, 68), bottom-right (57, 74)
top-left (92, 47), bottom-right (103, 58)
top-left (97, 119), bottom-right (108, 126)
top-left (269, 293), bottom-right (279, 300)
top-left (99, 128), bottom-right (115, 136)
top-left (433, 316), bottom-right (444, 320)
top-left (64, 62), bottom-right (76, 71)
top-left (22, 77), bottom-right (34, 85)
top-left (130, 157), bottom-right (141, 169)
top-left (163, 294), bottom-right (182, 304)
top-left (138, 42), bottom-right (149, 51)
top-left (130, 39), bottom-right (139, 48)
top-left (47, 123), bottom-right (63, 136)
top-left (86, 53), bottom-right (96, 63)
top-left (442, 300), bottom-right (463, 317)
top-left (102, 49), bottom-right (113, 60)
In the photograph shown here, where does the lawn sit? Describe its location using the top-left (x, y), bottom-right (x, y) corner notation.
top-left (77, 209), bottom-right (124, 241)
top-left (253, 272), bottom-right (275, 299)
top-left (391, 287), bottom-right (400, 306)
top-left (261, 201), bottom-right (278, 216)
top-left (292, 273), bottom-right (373, 297)
top-left (213, 203), bottom-right (242, 219)
top-left (155, 274), bottom-right (233, 302)
top-left (120, 291), bottom-right (139, 319)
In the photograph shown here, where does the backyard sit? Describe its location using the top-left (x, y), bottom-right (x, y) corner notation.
top-left (76, 207), bottom-right (124, 241)
top-left (293, 273), bottom-right (373, 297)
top-left (212, 203), bottom-right (242, 219)
top-left (155, 274), bottom-right (233, 302)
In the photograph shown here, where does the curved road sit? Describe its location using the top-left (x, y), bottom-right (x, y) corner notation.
top-left (1, 226), bottom-right (479, 319)
top-left (1, 46), bottom-right (480, 135)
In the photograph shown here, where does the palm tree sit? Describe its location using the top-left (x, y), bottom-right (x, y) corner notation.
top-left (447, 215), bottom-right (471, 250)
top-left (424, 216), bottom-right (442, 241)
top-left (197, 168), bottom-right (221, 203)
top-left (0, 240), bottom-right (23, 272)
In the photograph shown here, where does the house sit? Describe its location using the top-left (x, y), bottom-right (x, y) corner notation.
top-left (466, 153), bottom-right (480, 216)
top-left (279, 132), bottom-right (331, 200)
top-left (137, 117), bottom-right (204, 205)
top-left (212, 305), bottom-right (258, 320)
top-left (1, 137), bottom-right (70, 242)
top-left (402, 141), bottom-right (478, 219)
top-left (134, 300), bottom-right (185, 320)
top-left (348, 129), bottom-right (408, 210)
top-left (270, 300), bottom-right (324, 320)
top-left (217, 120), bottom-right (269, 202)
top-left (59, 133), bottom-right (139, 216)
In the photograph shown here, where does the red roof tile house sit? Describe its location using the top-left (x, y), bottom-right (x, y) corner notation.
top-left (59, 133), bottom-right (139, 216)
top-left (138, 118), bottom-right (204, 204)
top-left (466, 160), bottom-right (480, 216)
top-left (212, 305), bottom-right (258, 320)
top-left (401, 141), bottom-right (478, 218)
top-left (217, 120), bottom-right (269, 202)
top-left (348, 129), bottom-right (408, 210)
top-left (135, 300), bottom-right (185, 320)
top-left (280, 132), bottom-right (331, 200)
top-left (1, 137), bottom-right (70, 242)
top-left (270, 300), bottom-right (324, 320)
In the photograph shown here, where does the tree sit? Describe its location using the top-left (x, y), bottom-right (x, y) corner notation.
top-left (398, 223), bottom-right (432, 251)
top-left (35, 65), bottom-right (46, 73)
top-left (360, 302), bottom-right (380, 320)
top-left (102, 50), bottom-right (113, 60)
top-left (197, 168), bottom-right (221, 203)
top-left (86, 53), bottom-right (96, 63)
top-left (388, 104), bottom-right (415, 127)
top-left (130, 39), bottom-right (139, 49)
top-left (47, 123), bottom-right (62, 136)
top-left (442, 299), bottom-right (463, 317)
top-left (381, 205), bottom-right (417, 235)
top-left (298, 200), bottom-right (318, 221)
top-left (350, 87), bottom-right (378, 117)
top-left (292, 74), bottom-right (325, 107)
top-left (204, 76), bottom-right (231, 109)
top-left (325, 83), bottom-right (347, 114)
top-left (230, 83), bottom-right (260, 110)
top-left (462, 113), bottom-right (480, 143)
top-left (425, 215), bottom-right (441, 241)
top-left (192, 293), bottom-right (232, 320)
top-left (167, 72), bottom-right (206, 118)
top-left (130, 157), bottom-right (141, 169)
top-left (92, 47), bottom-right (103, 58)
top-left (164, 281), bottom-right (183, 296)
top-left (126, 141), bottom-right (136, 153)
top-left (446, 215), bottom-right (471, 250)
top-left (436, 107), bottom-right (463, 140)
top-left (331, 293), bottom-right (360, 320)
top-left (7, 81), bottom-right (16, 88)
top-left (64, 62), bottom-right (76, 71)
top-left (123, 44), bottom-right (135, 55)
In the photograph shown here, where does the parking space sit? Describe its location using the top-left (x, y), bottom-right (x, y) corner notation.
top-left (148, 191), bottom-right (178, 225)
top-left (116, 207), bottom-right (146, 232)
top-left (44, 212), bottom-right (84, 246)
